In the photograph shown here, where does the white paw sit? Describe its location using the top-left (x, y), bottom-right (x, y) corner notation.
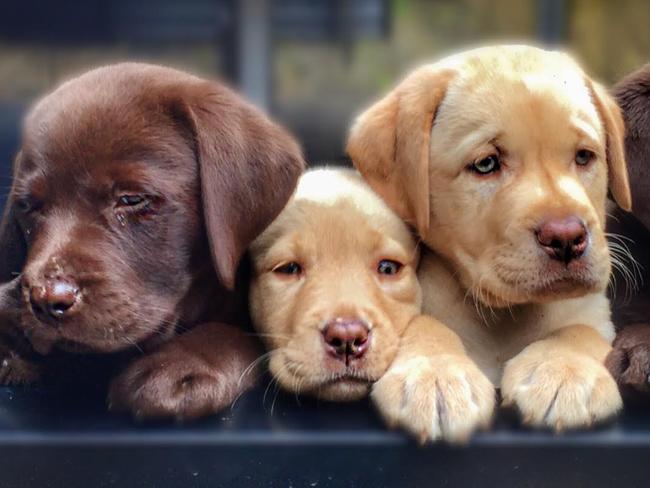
top-left (502, 349), bottom-right (622, 430)
top-left (372, 355), bottom-right (495, 443)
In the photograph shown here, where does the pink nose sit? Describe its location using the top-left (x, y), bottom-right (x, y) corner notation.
top-left (536, 216), bottom-right (588, 264)
top-left (322, 319), bottom-right (370, 364)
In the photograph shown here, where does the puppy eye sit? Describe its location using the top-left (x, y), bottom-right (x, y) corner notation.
top-left (16, 197), bottom-right (41, 215)
top-left (575, 149), bottom-right (595, 167)
top-left (470, 154), bottom-right (501, 175)
top-left (117, 194), bottom-right (148, 207)
top-left (273, 262), bottom-right (303, 276)
top-left (377, 259), bottom-right (403, 276)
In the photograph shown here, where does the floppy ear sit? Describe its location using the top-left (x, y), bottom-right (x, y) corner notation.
top-left (347, 67), bottom-right (454, 237)
top-left (0, 154), bottom-right (27, 283)
top-left (612, 64), bottom-right (650, 228)
top-left (588, 79), bottom-right (632, 212)
top-left (187, 84), bottom-right (305, 290)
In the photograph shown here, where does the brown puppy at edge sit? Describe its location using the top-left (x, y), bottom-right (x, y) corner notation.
top-left (0, 63), bottom-right (304, 418)
top-left (348, 45), bottom-right (629, 441)
top-left (606, 63), bottom-right (650, 396)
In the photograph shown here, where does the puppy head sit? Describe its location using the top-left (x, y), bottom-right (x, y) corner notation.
top-left (613, 63), bottom-right (650, 230)
top-left (0, 63), bottom-right (303, 354)
top-left (249, 169), bottom-right (421, 401)
top-left (349, 45), bottom-right (631, 307)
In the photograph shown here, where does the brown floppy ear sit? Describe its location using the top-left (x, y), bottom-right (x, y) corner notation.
top-left (187, 84), bottom-right (305, 290)
top-left (347, 67), bottom-right (454, 236)
top-left (588, 79), bottom-right (632, 211)
top-left (612, 64), bottom-right (650, 228)
top-left (0, 153), bottom-right (27, 283)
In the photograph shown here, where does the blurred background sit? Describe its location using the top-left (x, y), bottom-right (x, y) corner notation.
top-left (1, 0), bottom-right (649, 210)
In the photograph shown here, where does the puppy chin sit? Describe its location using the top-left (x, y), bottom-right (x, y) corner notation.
top-left (314, 380), bottom-right (372, 402)
top-left (271, 360), bottom-right (373, 402)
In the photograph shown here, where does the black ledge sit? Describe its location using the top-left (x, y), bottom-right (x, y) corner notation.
top-left (0, 383), bottom-right (648, 488)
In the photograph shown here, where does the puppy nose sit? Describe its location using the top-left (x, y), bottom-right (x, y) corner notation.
top-left (322, 319), bottom-right (370, 364)
top-left (29, 279), bottom-right (79, 322)
top-left (536, 217), bottom-right (588, 264)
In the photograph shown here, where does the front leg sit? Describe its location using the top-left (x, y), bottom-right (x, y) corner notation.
top-left (371, 315), bottom-right (496, 443)
top-left (109, 322), bottom-right (262, 420)
top-left (0, 278), bottom-right (41, 385)
top-left (0, 338), bottom-right (42, 385)
top-left (502, 324), bottom-right (622, 430)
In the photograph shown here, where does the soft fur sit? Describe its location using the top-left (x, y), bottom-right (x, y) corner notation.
top-left (348, 45), bottom-right (628, 441)
top-left (0, 63), bottom-right (304, 418)
top-left (606, 63), bottom-right (650, 396)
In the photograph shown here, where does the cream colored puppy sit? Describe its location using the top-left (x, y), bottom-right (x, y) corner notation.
top-left (249, 168), bottom-right (425, 402)
top-left (348, 45), bottom-right (630, 439)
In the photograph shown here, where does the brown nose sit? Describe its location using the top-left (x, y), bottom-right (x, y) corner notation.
top-left (536, 216), bottom-right (588, 264)
top-left (322, 319), bottom-right (370, 364)
top-left (29, 279), bottom-right (79, 322)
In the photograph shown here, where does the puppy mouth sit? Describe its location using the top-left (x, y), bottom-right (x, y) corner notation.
top-left (474, 255), bottom-right (604, 307)
top-left (528, 272), bottom-right (601, 299)
top-left (281, 359), bottom-right (375, 400)
top-left (19, 307), bottom-right (175, 354)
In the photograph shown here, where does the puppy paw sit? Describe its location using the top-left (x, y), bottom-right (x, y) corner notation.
top-left (0, 347), bottom-right (41, 385)
top-left (606, 326), bottom-right (650, 395)
top-left (108, 350), bottom-right (234, 421)
top-left (502, 348), bottom-right (622, 430)
top-left (372, 355), bottom-right (496, 443)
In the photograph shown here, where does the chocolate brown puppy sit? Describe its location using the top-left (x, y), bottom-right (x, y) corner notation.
top-left (0, 63), bottom-right (304, 418)
top-left (606, 63), bottom-right (650, 396)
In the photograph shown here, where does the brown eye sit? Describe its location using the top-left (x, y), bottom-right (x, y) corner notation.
top-left (273, 262), bottom-right (303, 276)
top-left (117, 194), bottom-right (148, 207)
top-left (575, 149), bottom-right (595, 166)
top-left (17, 198), bottom-right (38, 214)
top-left (470, 154), bottom-right (501, 175)
top-left (377, 259), bottom-right (403, 276)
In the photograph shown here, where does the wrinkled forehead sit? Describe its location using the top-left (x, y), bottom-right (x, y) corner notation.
top-left (432, 52), bottom-right (604, 157)
top-left (17, 96), bottom-right (195, 194)
top-left (254, 197), bottom-right (416, 260)
top-left (25, 102), bottom-right (185, 167)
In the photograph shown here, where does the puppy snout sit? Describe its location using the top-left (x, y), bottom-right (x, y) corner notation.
top-left (322, 318), bottom-right (370, 364)
top-left (535, 216), bottom-right (588, 264)
top-left (29, 278), bottom-right (80, 322)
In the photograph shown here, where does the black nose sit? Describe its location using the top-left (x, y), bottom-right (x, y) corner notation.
top-left (322, 318), bottom-right (370, 365)
top-left (535, 216), bottom-right (588, 264)
top-left (29, 279), bottom-right (79, 322)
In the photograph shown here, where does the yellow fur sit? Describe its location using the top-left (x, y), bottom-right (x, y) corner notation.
top-left (249, 168), bottom-right (421, 402)
top-left (349, 45), bottom-right (627, 438)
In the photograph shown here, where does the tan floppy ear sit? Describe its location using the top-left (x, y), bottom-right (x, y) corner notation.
top-left (187, 83), bottom-right (305, 290)
top-left (588, 79), bottom-right (632, 211)
top-left (347, 67), bottom-right (454, 236)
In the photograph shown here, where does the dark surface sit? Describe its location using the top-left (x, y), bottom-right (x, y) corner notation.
top-left (0, 380), bottom-right (648, 488)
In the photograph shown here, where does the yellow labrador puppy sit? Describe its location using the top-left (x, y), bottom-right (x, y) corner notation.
top-left (348, 45), bottom-right (630, 439)
top-left (249, 168), bottom-right (426, 403)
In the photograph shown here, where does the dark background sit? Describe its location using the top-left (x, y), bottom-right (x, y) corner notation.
top-left (1, 0), bottom-right (649, 212)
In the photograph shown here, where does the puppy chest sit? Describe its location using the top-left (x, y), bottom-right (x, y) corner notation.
top-left (433, 308), bottom-right (549, 385)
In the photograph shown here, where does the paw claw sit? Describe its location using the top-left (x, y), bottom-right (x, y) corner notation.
top-left (372, 355), bottom-right (495, 444)
top-left (503, 348), bottom-right (622, 430)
